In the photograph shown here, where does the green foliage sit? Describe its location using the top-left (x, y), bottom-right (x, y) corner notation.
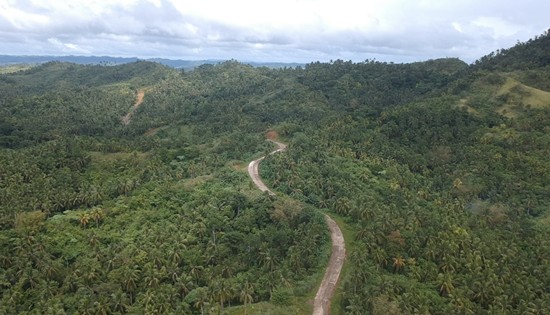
top-left (271, 287), bottom-right (293, 305)
top-left (1, 31), bottom-right (549, 313)
top-left (474, 29), bottom-right (550, 71)
top-left (0, 60), bottom-right (331, 314)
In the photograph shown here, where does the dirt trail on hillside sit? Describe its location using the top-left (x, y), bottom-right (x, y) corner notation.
top-left (247, 140), bottom-right (287, 195)
top-left (122, 89), bottom-right (145, 125)
top-left (247, 139), bottom-right (345, 315)
top-left (313, 215), bottom-right (345, 315)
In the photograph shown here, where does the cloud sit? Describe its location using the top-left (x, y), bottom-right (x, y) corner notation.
top-left (47, 38), bottom-right (91, 54)
top-left (0, 0), bottom-right (548, 63)
top-left (0, 0), bottom-right (50, 30)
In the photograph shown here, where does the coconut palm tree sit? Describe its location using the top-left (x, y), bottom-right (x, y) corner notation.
top-left (239, 280), bottom-right (254, 315)
top-left (79, 213), bottom-right (90, 228)
top-left (191, 287), bottom-right (209, 315)
top-left (438, 273), bottom-right (454, 297)
top-left (392, 256), bottom-right (405, 273)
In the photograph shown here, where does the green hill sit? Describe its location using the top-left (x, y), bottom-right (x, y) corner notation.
top-left (0, 32), bottom-right (549, 314)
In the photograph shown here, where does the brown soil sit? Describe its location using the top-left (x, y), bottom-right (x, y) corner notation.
top-left (313, 215), bottom-right (345, 315)
top-left (266, 130), bottom-right (279, 140)
top-left (122, 89), bottom-right (145, 125)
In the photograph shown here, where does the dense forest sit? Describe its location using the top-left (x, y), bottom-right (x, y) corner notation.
top-left (1, 31), bottom-right (549, 314)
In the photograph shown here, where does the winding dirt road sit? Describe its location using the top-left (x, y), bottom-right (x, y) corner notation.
top-left (247, 140), bottom-right (287, 196)
top-left (248, 139), bottom-right (345, 315)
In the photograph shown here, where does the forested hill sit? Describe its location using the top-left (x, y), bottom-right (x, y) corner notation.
top-left (473, 29), bottom-right (550, 71)
top-left (1, 60), bottom-right (172, 93)
top-left (298, 58), bottom-right (468, 114)
top-left (1, 32), bottom-right (549, 314)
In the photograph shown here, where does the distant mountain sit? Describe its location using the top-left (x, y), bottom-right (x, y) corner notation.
top-left (0, 55), bottom-right (139, 65)
top-left (0, 55), bottom-right (304, 70)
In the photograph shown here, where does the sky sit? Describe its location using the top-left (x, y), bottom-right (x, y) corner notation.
top-left (0, 0), bottom-right (548, 64)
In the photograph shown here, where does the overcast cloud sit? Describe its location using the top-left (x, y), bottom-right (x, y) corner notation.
top-left (0, 0), bottom-right (548, 63)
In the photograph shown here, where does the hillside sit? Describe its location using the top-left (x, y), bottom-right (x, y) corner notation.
top-left (473, 29), bottom-right (550, 71)
top-left (1, 32), bottom-right (549, 314)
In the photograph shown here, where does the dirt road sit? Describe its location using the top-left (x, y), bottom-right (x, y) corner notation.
top-left (313, 215), bottom-right (345, 315)
top-left (247, 140), bottom-right (287, 196)
top-left (122, 89), bottom-right (145, 125)
top-left (247, 139), bottom-right (345, 315)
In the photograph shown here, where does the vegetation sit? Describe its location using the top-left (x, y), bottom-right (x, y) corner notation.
top-left (0, 61), bottom-right (329, 314)
top-left (1, 31), bottom-right (549, 314)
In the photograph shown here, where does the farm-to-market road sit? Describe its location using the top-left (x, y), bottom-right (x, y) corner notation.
top-left (247, 139), bottom-right (346, 315)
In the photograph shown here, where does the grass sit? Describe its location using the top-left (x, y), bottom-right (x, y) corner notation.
top-left (178, 174), bottom-right (215, 191)
top-left (226, 300), bottom-right (312, 315)
top-left (456, 98), bottom-right (480, 116)
top-left (495, 77), bottom-right (550, 117)
top-left (461, 73), bottom-right (550, 118)
top-left (534, 210), bottom-right (550, 230)
top-left (0, 64), bottom-right (32, 74)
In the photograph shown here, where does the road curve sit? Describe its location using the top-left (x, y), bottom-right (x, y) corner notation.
top-left (247, 140), bottom-right (287, 196)
top-left (247, 139), bottom-right (345, 315)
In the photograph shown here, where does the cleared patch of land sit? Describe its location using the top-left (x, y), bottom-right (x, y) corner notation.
top-left (496, 77), bottom-right (550, 117)
top-left (122, 89), bottom-right (145, 125)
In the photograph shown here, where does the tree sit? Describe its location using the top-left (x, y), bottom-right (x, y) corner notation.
top-left (211, 278), bottom-right (232, 314)
top-left (239, 281), bottom-right (254, 315)
top-left (438, 273), bottom-right (454, 297)
top-left (79, 213), bottom-right (90, 228)
top-left (90, 208), bottom-right (104, 227)
top-left (392, 256), bottom-right (405, 273)
top-left (193, 288), bottom-right (209, 315)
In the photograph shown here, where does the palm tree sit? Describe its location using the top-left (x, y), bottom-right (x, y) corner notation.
top-left (211, 278), bottom-right (232, 314)
top-left (123, 266), bottom-right (140, 302)
top-left (90, 208), bottom-right (104, 227)
top-left (318, 198), bottom-right (330, 209)
top-left (110, 290), bottom-right (129, 314)
top-left (88, 186), bottom-right (102, 205)
top-left (189, 264), bottom-right (204, 282)
top-left (193, 287), bottom-right (209, 315)
top-left (88, 232), bottom-right (100, 248)
top-left (372, 247), bottom-right (387, 268)
top-left (92, 299), bottom-right (109, 315)
top-left (79, 213), bottom-right (90, 228)
top-left (239, 281), bottom-right (254, 315)
top-left (258, 243), bottom-right (277, 271)
top-left (176, 274), bottom-right (194, 298)
top-left (334, 197), bottom-right (351, 215)
top-left (355, 227), bottom-right (371, 241)
top-left (392, 256), bottom-right (405, 273)
top-left (438, 273), bottom-right (454, 297)
top-left (345, 293), bottom-right (364, 315)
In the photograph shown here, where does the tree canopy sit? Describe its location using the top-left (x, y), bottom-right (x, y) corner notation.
top-left (1, 31), bottom-right (549, 314)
